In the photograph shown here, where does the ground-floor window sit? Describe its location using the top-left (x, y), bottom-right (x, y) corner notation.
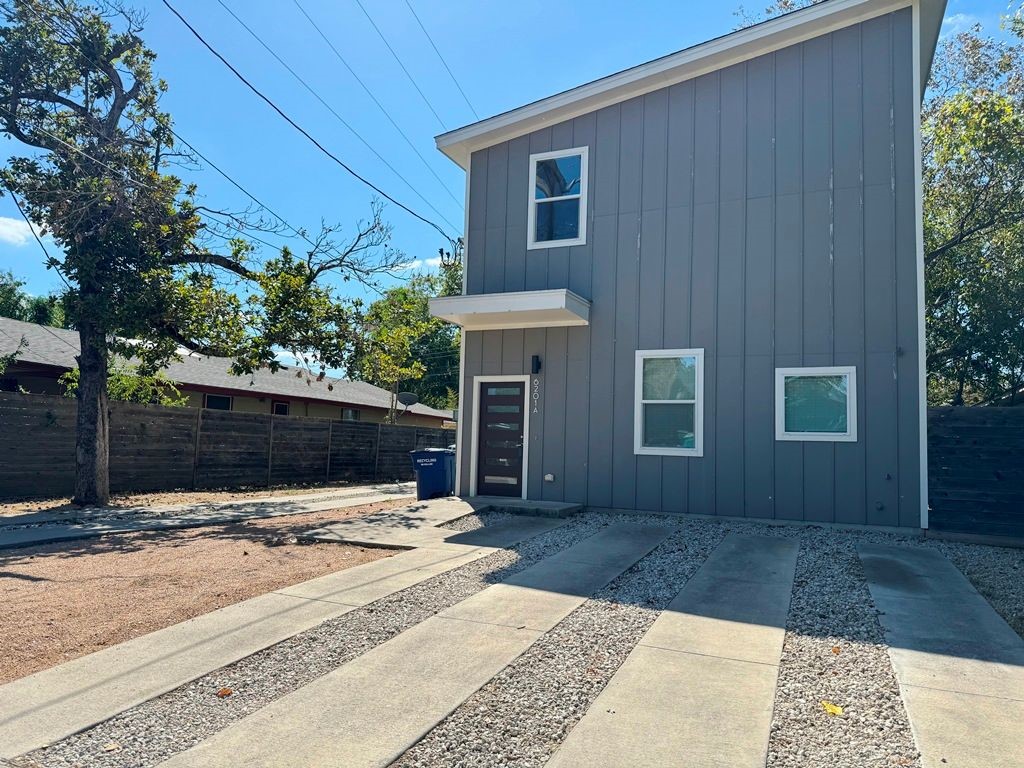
top-left (634, 349), bottom-right (704, 457)
top-left (775, 366), bottom-right (857, 442)
top-left (272, 400), bottom-right (290, 416)
top-left (204, 393), bottom-right (232, 411)
top-left (342, 408), bottom-right (361, 421)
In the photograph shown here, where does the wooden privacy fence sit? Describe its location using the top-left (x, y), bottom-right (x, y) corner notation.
top-left (928, 406), bottom-right (1024, 538)
top-left (0, 392), bottom-right (454, 500)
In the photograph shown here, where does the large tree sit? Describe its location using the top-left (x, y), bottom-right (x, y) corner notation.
top-left (350, 249), bottom-right (462, 414)
top-left (0, 0), bottom-right (407, 503)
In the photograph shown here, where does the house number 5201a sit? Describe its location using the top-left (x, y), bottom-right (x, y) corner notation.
top-left (532, 378), bottom-right (540, 414)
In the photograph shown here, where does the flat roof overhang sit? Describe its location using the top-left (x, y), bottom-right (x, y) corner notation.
top-left (429, 289), bottom-right (591, 331)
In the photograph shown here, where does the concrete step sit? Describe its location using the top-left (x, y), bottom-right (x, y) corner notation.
top-left (471, 496), bottom-right (582, 518)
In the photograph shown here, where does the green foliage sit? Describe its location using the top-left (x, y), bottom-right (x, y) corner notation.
top-left (0, 270), bottom-right (68, 326)
top-left (924, 25), bottom-right (1024, 404)
top-left (59, 365), bottom-right (187, 406)
top-left (351, 251), bottom-right (462, 413)
top-left (0, 0), bottom-right (416, 501)
top-left (0, 334), bottom-right (26, 376)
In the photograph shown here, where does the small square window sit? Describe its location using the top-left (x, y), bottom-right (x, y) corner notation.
top-left (527, 147), bottom-right (588, 249)
top-left (204, 394), bottom-right (232, 411)
top-left (775, 367), bottom-right (857, 442)
top-left (272, 401), bottom-right (290, 416)
top-left (342, 408), bottom-right (361, 421)
top-left (634, 349), bottom-right (704, 456)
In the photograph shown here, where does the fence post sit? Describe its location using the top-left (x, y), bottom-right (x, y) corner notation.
top-left (325, 420), bottom-right (333, 484)
top-left (267, 415), bottom-right (274, 488)
top-left (191, 407), bottom-right (203, 490)
top-left (373, 423), bottom-right (382, 482)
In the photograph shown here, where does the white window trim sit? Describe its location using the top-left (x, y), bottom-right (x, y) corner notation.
top-left (634, 348), bottom-right (704, 457)
top-left (775, 366), bottom-right (858, 442)
top-left (526, 146), bottom-right (589, 250)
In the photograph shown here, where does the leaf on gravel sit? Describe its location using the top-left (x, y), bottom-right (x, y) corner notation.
top-left (831, 645), bottom-right (841, 655)
top-left (216, 687), bottom-right (233, 698)
top-left (102, 742), bottom-right (121, 752)
top-left (820, 700), bottom-right (844, 716)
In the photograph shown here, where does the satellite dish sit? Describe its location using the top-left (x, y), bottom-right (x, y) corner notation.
top-left (397, 392), bottom-right (419, 407)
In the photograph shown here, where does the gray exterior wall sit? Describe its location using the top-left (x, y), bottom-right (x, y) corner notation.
top-left (458, 8), bottom-right (921, 528)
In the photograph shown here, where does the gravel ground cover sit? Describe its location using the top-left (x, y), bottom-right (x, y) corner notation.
top-left (766, 527), bottom-right (920, 768)
top-left (394, 516), bottom-right (726, 768)
top-left (438, 509), bottom-right (519, 533)
top-left (14, 514), bottom-right (606, 768)
top-left (0, 501), bottom-right (401, 684)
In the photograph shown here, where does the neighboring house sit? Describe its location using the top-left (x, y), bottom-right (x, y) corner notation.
top-left (0, 317), bottom-right (453, 428)
top-left (431, 0), bottom-right (946, 529)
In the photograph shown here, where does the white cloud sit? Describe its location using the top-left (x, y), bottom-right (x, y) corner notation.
top-left (398, 256), bottom-right (443, 271)
top-left (942, 12), bottom-right (983, 35)
top-left (0, 216), bottom-right (40, 247)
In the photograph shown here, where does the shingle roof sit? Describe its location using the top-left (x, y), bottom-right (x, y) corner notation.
top-left (0, 316), bottom-right (453, 420)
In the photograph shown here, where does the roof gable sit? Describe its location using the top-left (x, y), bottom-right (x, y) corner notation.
top-left (436, 0), bottom-right (946, 169)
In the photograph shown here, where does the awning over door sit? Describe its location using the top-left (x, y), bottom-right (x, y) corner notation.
top-left (429, 289), bottom-right (591, 331)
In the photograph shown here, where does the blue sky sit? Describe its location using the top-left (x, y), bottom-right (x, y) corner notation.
top-left (0, 0), bottom-right (1010, 300)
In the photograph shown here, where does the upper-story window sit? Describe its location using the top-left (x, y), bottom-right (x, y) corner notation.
top-left (527, 147), bottom-right (588, 250)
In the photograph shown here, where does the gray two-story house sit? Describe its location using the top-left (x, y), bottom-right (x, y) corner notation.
top-left (430, 0), bottom-right (946, 530)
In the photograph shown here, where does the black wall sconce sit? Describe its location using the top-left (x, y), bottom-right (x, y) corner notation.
top-left (531, 355), bottom-right (542, 375)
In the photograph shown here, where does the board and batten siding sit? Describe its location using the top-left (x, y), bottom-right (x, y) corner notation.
top-left (458, 8), bottom-right (920, 528)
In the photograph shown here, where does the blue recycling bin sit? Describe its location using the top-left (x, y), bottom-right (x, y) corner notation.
top-left (409, 448), bottom-right (456, 500)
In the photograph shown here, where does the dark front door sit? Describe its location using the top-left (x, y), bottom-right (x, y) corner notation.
top-left (476, 381), bottom-right (526, 497)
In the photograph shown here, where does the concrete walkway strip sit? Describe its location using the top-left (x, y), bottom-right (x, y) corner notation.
top-left (158, 522), bottom-right (674, 768)
top-left (547, 534), bottom-right (800, 768)
top-left (859, 544), bottom-right (1024, 768)
top-left (0, 527), bottom-right (530, 760)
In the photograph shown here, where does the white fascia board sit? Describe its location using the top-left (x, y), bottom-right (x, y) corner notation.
top-left (436, 0), bottom-right (917, 169)
top-left (429, 289), bottom-right (591, 331)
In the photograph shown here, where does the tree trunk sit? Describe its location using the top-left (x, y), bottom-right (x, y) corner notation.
top-left (74, 322), bottom-right (110, 506)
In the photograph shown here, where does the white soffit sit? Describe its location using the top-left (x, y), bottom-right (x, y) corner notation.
top-left (429, 289), bottom-right (591, 331)
top-left (437, 0), bottom-right (945, 169)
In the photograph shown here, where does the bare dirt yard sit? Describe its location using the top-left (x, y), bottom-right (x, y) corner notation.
top-left (0, 482), bottom-right (407, 517)
top-left (0, 499), bottom-right (403, 684)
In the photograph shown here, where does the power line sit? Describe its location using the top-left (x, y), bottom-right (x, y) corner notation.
top-left (402, 0), bottom-right (479, 121)
top-left (288, 1), bottom-right (460, 202)
top-left (11, 5), bottom-right (380, 265)
top-left (350, 0), bottom-right (447, 130)
top-left (215, 0), bottom-right (462, 226)
top-left (161, 0), bottom-right (458, 245)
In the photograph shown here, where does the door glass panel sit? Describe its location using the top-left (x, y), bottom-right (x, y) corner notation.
top-left (487, 404), bottom-right (520, 413)
top-left (485, 457), bottom-right (515, 467)
top-left (487, 422), bottom-right (519, 431)
top-left (534, 154), bottom-right (582, 199)
top-left (535, 198), bottom-right (580, 242)
top-left (642, 357), bottom-right (697, 400)
top-left (486, 439), bottom-right (519, 449)
top-left (484, 475), bottom-right (518, 485)
top-left (643, 403), bottom-right (696, 449)
top-left (486, 386), bottom-right (521, 396)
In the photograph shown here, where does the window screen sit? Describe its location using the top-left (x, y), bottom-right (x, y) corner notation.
top-left (775, 367), bottom-right (857, 442)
